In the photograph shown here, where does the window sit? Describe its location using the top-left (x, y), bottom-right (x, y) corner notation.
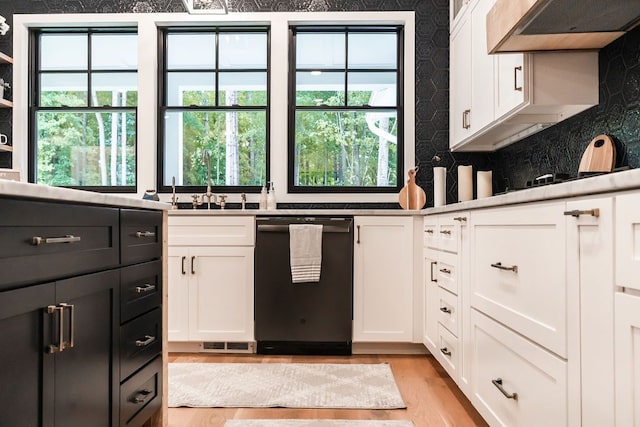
top-left (30, 29), bottom-right (138, 191)
top-left (158, 27), bottom-right (269, 193)
top-left (289, 26), bottom-right (403, 193)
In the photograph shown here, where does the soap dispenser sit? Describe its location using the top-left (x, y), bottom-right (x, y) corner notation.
top-left (259, 183), bottom-right (268, 210)
top-left (267, 181), bottom-right (277, 210)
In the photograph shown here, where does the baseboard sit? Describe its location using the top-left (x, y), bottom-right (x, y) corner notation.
top-left (352, 342), bottom-right (428, 355)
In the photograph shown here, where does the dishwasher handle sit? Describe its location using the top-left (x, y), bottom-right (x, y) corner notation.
top-left (257, 224), bottom-right (351, 233)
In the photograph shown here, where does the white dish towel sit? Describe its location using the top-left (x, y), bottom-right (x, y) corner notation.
top-left (289, 224), bottom-right (323, 283)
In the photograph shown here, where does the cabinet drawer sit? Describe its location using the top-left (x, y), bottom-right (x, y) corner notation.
top-left (470, 202), bottom-right (566, 356)
top-left (436, 251), bottom-right (458, 295)
top-left (424, 217), bottom-right (438, 249)
top-left (436, 287), bottom-right (458, 337)
top-left (120, 308), bottom-right (162, 381)
top-left (436, 323), bottom-right (459, 380)
top-left (423, 216), bottom-right (461, 253)
top-left (168, 215), bottom-right (254, 246)
top-left (0, 198), bottom-right (119, 290)
top-left (121, 209), bottom-right (162, 265)
top-left (121, 260), bottom-right (162, 323)
top-left (120, 355), bottom-right (162, 427)
top-left (470, 309), bottom-right (567, 427)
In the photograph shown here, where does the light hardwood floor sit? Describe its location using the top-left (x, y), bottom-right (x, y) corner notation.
top-left (167, 353), bottom-right (488, 427)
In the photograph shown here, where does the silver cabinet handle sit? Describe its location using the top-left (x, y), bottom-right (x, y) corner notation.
top-left (181, 256), bottom-right (186, 275)
top-left (357, 225), bottom-right (361, 244)
top-left (440, 347), bottom-right (451, 356)
top-left (491, 262), bottom-right (518, 273)
top-left (425, 229), bottom-right (434, 234)
top-left (135, 284), bottom-right (156, 294)
top-left (32, 235), bottom-right (81, 246)
top-left (564, 208), bottom-right (600, 218)
top-left (47, 305), bottom-right (64, 354)
top-left (135, 231), bottom-right (156, 238)
top-left (191, 256), bottom-right (196, 275)
top-left (453, 216), bottom-right (467, 222)
top-left (132, 389), bottom-right (153, 404)
top-left (135, 335), bottom-right (156, 347)
top-left (59, 303), bottom-right (75, 349)
top-left (440, 230), bottom-right (452, 235)
top-left (492, 378), bottom-right (518, 400)
top-left (439, 268), bottom-right (452, 274)
top-left (462, 109), bottom-right (471, 129)
top-left (514, 66), bottom-right (523, 91)
top-left (439, 306), bottom-right (451, 314)
top-left (430, 261), bottom-right (437, 283)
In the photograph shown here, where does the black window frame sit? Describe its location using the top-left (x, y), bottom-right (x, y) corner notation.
top-left (288, 25), bottom-right (404, 194)
top-left (157, 26), bottom-right (271, 195)
top-left (28, 27), bottom-right (139, 193)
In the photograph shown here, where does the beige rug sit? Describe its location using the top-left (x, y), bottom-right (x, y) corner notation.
top-left (225, 421), bottom-right (413, 427)
top-left (168, 362), bottom-right (406, 409)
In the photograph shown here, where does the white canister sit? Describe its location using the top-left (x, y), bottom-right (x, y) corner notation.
top-left (458, 165), bottom-right (473, 202)
top-left (433, 167), bottom-right (446, 207)
top-left (477, 171), bottom-right (493, 198)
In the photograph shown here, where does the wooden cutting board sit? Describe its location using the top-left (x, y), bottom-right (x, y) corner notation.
top-left (578, 134), bottom-right (616, 174)
top-left (399, 168), bottom-right (426, 210)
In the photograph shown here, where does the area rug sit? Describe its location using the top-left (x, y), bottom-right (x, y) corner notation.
top-left (168, 362), bottom-right (406, 409)
top-left (224, 420), bottom-right (413, 427)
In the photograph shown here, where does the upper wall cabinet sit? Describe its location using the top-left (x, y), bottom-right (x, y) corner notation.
top-left (449, 0), bottom-right (599, 152)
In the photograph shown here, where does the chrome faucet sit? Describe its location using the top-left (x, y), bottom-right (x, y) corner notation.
top-left (171, 176), bottom-right (179, 210)
top-left (201, 151), bottom-right (216, 209)
top-left (240, 193), bottom-right (246, 210)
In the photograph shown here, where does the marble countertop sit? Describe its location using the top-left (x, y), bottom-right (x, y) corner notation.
top-left (168, 208), bottom-right (419, 216)
top-left (0, 180), bottom-right (169, 210)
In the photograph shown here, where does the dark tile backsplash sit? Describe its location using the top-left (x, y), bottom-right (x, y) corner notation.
top-left (0, 0), bottom-right (637, 206)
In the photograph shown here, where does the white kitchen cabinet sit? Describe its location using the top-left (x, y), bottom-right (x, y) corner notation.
top-left (449, 0), bottom-right (598, 152)
top-left (167, 215), bottom-right (255, 344)
top-left (566, 197), bottom-right (615, 427)
top-left (353, 216), bottom-right (413, 342)
top-left (614, 292), bottom-right (640, 427)
top-left (616, 193), bottom-right (640, 292)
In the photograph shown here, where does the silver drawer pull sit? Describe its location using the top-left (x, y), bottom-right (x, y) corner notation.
top-left (440, 230), bottom-right (452, 235)
top-left (492, 378), bottom-right (518, 400)
top-left (46, 305), bottom-right (64, 354)
top-left (453, 216), bottom-right (467, 222)
top-left (135, 284), bottom-right (156, 294)
top-left (132, 389), bottom-right (153, 404)
top-left (440, 347), bottom-right (451, 356)
top-left (135, 335), bottom-right (156, 347)
top-left (439, 307), bottom-right (451, 314)
top-left (564, 208), bottom-right (599, 218)
top-left (32, 235), bottom-right (81, 246)
top-left (439, 268), bottom-right (451, 274)
top-left (491, 262), bottom-right (518, 273)
top-left (425, 229), bottom-right (434, 234)
top-left (59, 303), bottom-right (75, 349)
top-left (135, 231), bottom-right (156, 238)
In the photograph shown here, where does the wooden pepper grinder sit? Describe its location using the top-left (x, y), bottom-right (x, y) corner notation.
top-left (398, 167), bottom-right (426, 210)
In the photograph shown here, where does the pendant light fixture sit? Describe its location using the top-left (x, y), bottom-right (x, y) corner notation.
top-left (181, 0), bottom-right (229, 14)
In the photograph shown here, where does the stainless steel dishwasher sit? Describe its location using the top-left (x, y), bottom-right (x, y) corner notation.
top-left (254, 216), bottom-right (353, 355)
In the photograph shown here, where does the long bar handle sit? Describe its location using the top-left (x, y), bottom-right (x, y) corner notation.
top-left (564, 208), bottom-right (600, 218)
top-left (135, 335), bottom-right (156, 347)
top-left (256, 224), bottom-right (350, 233)
top-left (430, 261), bottom-right (437, 283)
top-left (181, 256), bottom-right (186, 275)
top-left (47, 305), bottom-right (64, 354)
top-left (492, 378), bottom-right (518, 400)
top-left (32, 235), bottom-right (81, 246)
top-left (514, 66), bottom-right (523, 91)
top-left (135, 231), bottom-right (156, 238)
top-left (191, 256), bottom-right (196, 275)
top-left (491, 262), bottom-right (518, 273)
top-left (357, 225), bottom-right (361, 244)
top-left (59, 303), bottom-right (75, 349)
top-left (135, 284), bottom-right (157, 294)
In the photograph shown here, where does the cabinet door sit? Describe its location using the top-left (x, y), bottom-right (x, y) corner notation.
top-left (188, 246), bottom-right (254, 342)
top-left (469, 0), bottom-right (495, 133)
top-left (566, 197), bottom-right (614, 426)
top-left (0, 283), bottom-right (55, 427)
top-left (53, 269), bottom-right (119, 427)
top-left (354, 216), bottom-right (413, 342)
top-left (423, 249), bottom-right (439, 352)
top-left (615, 292), bottom-right (640, 427)
top-left (450, 16), bottom-right (472, 147)
top-left (616, 193), bottom-right (640, 292)
top-left (168, 247), bottom-right (189, 341)
top-left (494, 53), bottom-right (525, 119)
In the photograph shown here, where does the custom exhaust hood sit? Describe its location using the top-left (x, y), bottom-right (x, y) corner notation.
top-left (487, 0), bottom-right (640, 53)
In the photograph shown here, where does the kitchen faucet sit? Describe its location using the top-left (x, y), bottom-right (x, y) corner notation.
top-left (201, 151), bottom-right (216, 209)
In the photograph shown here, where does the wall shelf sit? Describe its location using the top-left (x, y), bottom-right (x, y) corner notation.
top-left (0, 145), bottom-right (13, 153)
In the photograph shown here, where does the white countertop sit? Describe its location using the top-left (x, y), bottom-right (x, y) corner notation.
top-left (0, 180), bottom-right (170, 210)
top-left (169, 208), bottom-right (419, 216)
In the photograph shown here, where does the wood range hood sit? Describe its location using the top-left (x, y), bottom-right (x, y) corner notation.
top-left (486, 0), bottom-right (640, 53)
